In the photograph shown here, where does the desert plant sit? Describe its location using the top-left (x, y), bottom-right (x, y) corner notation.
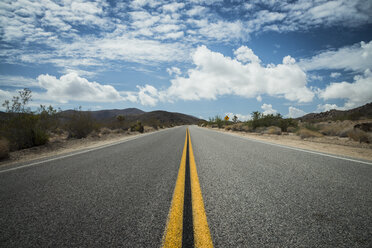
top-left (131, 121), bottom-right (144, 133)
top-left (347, 129), bottom-right (371, 143)
top-left (265, 126), bottom-right (282, 135)
top-left (0, 138), bottom-right (9, 160)
top-left (215, 115), bottom-right (223, 128)
top-left (1, 89), bottom-right (50, 150)
top-left (297, 128), bottom-right (323, 139)
top-left (66, 107), bottom-right (95, 139)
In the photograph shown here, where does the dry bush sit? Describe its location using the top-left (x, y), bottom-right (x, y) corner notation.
top-left (338, 128), bottom-right (353, 138)
top-left (265, 126), bottom-right (282, 135)
top-left (66, 108), bottom-right (95, 139)
top-left (287, 126), bottom-right (297, 133)
top-left (297, 128), bottom-right (324, 139)
top-left (255, 126), bottom-right (266, 133)
top-left (224, 125), bottom-right (232, 131)
top-left (0, 138), bottom-right (9, 160)
top-left (144, 126), bottom-right (155, 132)
top-left (347, 129), bottom-right (371, 143)
top-left (100, 127), bottom-right (111, 135)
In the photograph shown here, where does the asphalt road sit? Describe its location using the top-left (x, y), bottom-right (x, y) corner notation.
top-left (1, 126), bottom-right (371, 247)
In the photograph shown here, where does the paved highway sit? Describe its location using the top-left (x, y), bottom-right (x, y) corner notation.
top-left (1, 126), bottom-right (371, 247)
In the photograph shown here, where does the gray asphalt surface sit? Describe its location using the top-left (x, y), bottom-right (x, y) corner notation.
top-left (0, 126), bottom-right (186, 247)
top-left (1, 126), bottom-right (371, 247)
top-left (189, 126), bottom-right (372, 248)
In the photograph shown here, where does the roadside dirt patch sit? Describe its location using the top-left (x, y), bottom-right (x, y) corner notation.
top-left (207, 127), bottom-right (372, 161)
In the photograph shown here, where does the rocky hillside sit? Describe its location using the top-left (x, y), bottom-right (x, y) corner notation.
top-left (299, 102), bottom-right (372, 122)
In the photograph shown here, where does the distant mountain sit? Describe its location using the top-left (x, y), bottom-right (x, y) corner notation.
top-left (125, 110), bottom-right (201, 125)
top-left (61, 108), bottom-right (144, 120)
top-left (60, 108), bottom-right (201, 126)
top-left (298, 102), bottom-right (372, 122)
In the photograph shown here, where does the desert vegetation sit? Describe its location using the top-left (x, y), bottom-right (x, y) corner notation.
top-left (0, 89), bottom-right (182, 161)
top-left (201, 109), bottom-right (372, 144)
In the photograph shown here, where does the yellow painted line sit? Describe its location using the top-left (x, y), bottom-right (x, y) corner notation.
top-left (161, 130), bottom-right (188, 248)
top-left (188, 130), bottom-right (214, 248)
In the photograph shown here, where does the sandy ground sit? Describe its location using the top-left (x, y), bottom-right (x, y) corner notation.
top-left (207, 127), bottom-right (372, 161)
top-left (0, 127), bottom-right (159, 168)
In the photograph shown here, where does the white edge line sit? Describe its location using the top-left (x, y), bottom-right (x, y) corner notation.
top-left (0, 126), bottom-right (182, 174)
top-left (198, 127), bottom-right (372, 166)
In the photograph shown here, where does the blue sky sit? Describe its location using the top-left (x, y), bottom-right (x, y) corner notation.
top-left (0, 0), bottom-right (372, 120)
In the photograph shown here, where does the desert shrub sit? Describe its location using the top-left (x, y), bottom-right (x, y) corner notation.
top-left (1, 89), bottom-right (50, 150)
top-left (338, 128), bottom-right (352, 138)
top-left (100, 127), bottom-right (111, 135)
top-left (66, 107), bottom-right (95, 139)
top-left (287, 126), bottom-right (298, 133)
top-left (225, 125), bottom-right (232, 131)
top-left (297, 128), bottom-right (323, 139)
top-left (0, 138), bottom-right (9, 160)
top-left (131, 121), bottom-right (144, 133)
top-left (347, 129), bottom-right (371, 143)
top-left (215, 116), bottom-right (223, 128)
top-left (303, 122), bottom-right (320, 132)
top-left (265, 126), bottom-right (282, 135)
top-left (207, 115), bottom-right (224, 128)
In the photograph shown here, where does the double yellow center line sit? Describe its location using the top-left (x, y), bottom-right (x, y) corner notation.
top-left (162, 128), bottom-right (213, 248)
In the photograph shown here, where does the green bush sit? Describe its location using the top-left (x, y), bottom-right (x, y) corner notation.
top-left (131, 121), bottom-right (144, 133)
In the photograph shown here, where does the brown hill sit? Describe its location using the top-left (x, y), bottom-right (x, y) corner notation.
top-left (60, 108), bottom-right (201, 127)
top-left (298, 102), bottom-right (372, 122)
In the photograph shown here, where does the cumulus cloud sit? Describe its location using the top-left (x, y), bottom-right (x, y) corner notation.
top-left (299, 41), bottom-right (372, 72)
top-left (136, 84), bottom-right (162, 106)
top-left (261, 103), bottom-right (277, 115)
top-left (166, 45), bottom-right (314, 103)
top-left (319, 70), bottom-right (372, 109)
top-left (288, 106), bottom-right (306, 118)
top-left (36, 73), bottom-right (122, 103)
top-left (234, 46), bottom-right (261, 64)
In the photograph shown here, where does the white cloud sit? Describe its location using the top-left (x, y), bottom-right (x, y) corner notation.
top-left (193, 20), bottom-right (246, 41)
top-left (330, 72), bottom-right (341, 78)
top-left (186, 6), bottom-right (206, 16)
top-left (256, 95), bottom-right (262, 102)
top-left (299, 41), bottom-right (372, 72)
top-left (234, 46), bottom-right (261, 64)
top-left (319, 69), bottom-right (372, 109)
top-left (166, 67), bottom-right (181, 76)
top-left (261, 103), bottom-right (277, 115)
top-left (0, 75), bottom-right (38, 87)
top-left (288, 106), bottom-right (306, 118)
top-left (36, 73), bottom-right (122, 103)
top-left (316, 103), bottom-right (343, 112)
top-left (166, 45), bottom-right (314, 103)
top-left (136, 84), bottom-right (162, 106)
top-left (162, 2), bottom-right (185, 12)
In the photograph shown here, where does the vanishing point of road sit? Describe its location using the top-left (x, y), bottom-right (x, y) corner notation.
top-left (1, 126), bottom-right (371, 247)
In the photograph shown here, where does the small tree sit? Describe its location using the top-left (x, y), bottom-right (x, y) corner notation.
top-left (233, 115), bottom-right (238, 123)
